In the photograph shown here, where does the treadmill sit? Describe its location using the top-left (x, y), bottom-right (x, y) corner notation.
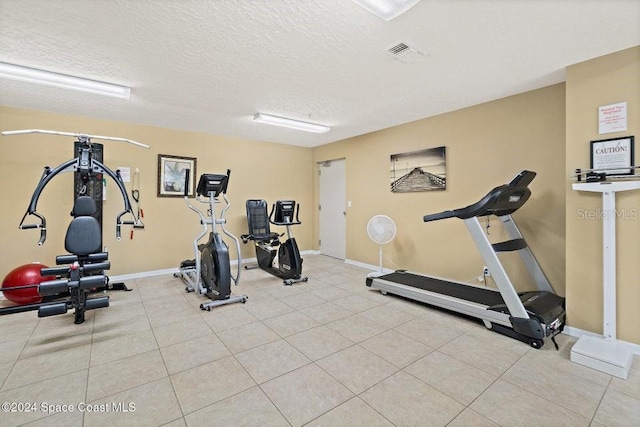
top-left (366, 170), bottom-right (565, 349)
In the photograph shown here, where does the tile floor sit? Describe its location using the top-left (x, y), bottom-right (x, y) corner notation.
top-left (0, 255), bottom-right (638, 427)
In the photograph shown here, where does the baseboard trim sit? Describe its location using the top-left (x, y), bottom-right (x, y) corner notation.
top-left (563, 326), bottom-right (640, 355)
top-left (302, 250), bottom-right (321, 255)
top-left (110, 252), bottom-right (319, 282)
top-left (112, 259), bottom-right (250, 282)
top-left (110, 267), bottom-right (178, 282)
top-left (344, 258), bottom-right (393, 274)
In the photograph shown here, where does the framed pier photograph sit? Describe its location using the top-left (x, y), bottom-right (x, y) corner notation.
top-left (390, 146), bottom-right (446, 193)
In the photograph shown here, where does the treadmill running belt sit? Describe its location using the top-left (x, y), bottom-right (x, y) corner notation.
top-left (377, 272), bottom-right (505, 307)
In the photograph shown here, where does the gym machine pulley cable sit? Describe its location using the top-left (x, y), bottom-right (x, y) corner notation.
top-left (1, 129), bottom-right (150, 245)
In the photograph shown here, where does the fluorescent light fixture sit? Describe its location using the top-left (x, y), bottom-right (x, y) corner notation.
top-left (253, 113), bottom-right (330, 134)
top-left (0, 62), bottom-right (131, 99)
top-left (351, 0), bottom-right (420, 21)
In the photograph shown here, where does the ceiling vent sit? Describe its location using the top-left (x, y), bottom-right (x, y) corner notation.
top-left (387, 42), bottom-right (424, 63)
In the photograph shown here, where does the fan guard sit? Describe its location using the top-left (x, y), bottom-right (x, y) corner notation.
top-left (366, 215), bottom-right (397, 275)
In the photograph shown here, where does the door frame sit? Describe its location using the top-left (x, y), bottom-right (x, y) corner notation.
top-left (316, 158), bottom-right (346, 259)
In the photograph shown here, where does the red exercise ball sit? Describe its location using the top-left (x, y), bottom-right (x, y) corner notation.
top-left (2, 263), bottom-right (55, 305)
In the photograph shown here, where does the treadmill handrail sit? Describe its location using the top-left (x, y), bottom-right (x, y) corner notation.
top-left (423, 210), bottom-right (455, 222)
top-left (423, 170), bottom-right (536, 222)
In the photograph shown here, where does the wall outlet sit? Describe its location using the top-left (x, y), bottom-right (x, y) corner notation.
top-left (483, 266), bottom-right (490, 276)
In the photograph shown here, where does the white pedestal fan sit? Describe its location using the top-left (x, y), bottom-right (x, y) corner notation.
top-left (366, 215), bottom-right (397, 277)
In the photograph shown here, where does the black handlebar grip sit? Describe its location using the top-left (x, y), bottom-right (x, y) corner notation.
top-left (423, 210), bottom-right (455, 222)
top-left (20, 224), bottom-right (39, 229)
top-left (184, 169), bottom-right (191, 197)
top-left (38, 229), bottom-right (46, 246)
top-left (223, 169), bottom-right (231, 194)
top-left (116, 225), bottom-right (121, 240)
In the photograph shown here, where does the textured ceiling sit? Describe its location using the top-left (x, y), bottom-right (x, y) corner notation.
top-left (0, 0), bottom-right (639, 148)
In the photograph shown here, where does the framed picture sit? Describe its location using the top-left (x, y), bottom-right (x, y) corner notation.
top-left (590, 136), bottom-right (634, 176)
top-left (390, 146), bottom-right (446, 192)
top-left (157, 154), bottom-right (197, 197)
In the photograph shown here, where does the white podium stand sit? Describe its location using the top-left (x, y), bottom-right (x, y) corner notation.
top-left (570, 180), bottom-right (640, 379)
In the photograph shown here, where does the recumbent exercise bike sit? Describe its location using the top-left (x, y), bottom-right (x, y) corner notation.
top-left (175, 169), bottom-right (247, 310)
top-left (242, 199), bottom-right (307, 285)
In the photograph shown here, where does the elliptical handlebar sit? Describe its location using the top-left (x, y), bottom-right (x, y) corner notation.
top-left (182, 169), bottom-right (208, 225)
top-left (217, 169), bottom-right (242, 285)
top-left (183, 169), bottom-right (191, 197)
top-left (218, 191), bottom-right (242, 286)
top-left (223, 169), bottom-right (231, 194)
top-left (182, 168), bottom-right (208, 294)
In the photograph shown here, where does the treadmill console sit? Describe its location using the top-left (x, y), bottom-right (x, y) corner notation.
top-left (423, 170), bottom-right (536, 221)
top-left (508, 170), bottom-right (536, 187)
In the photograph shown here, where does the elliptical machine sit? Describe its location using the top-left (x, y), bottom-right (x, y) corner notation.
top-left (242, 200), bottom-right (308, 286)
top-left (175, 169), bottom-right (247, 310)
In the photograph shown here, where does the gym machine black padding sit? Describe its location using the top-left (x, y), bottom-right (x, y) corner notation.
top-left (0, 129), bottom-right (150, 323)
top-left (1, 196), bottom-right (111, 323)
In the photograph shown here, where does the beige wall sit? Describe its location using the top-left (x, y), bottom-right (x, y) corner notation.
top-left (5, 45), bottom-right (635, 346)
top-left (566, 46), bottom-right (640, 344)
top-left (312, 84), bottom-right (567, 295)
top-left (0, 107), bottom-right (314, 278)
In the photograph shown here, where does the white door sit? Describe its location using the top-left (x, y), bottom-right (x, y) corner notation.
top-left (318, 159), bottom-right (346, 259)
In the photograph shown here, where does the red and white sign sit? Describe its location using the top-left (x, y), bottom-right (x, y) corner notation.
top-left (598, 102), bottom-right (627, 134)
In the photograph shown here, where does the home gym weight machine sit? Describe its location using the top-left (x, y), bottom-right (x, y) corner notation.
top-left (175, 169), bottom-right (247, 310)
top-left (241, 199), bottom-right (308, 285)
top-left (1, 129), bottom-right (147, 244)
top-left (0, 129), bottom-right (149, 322)
top-left (367, 170), bottom-right (566, 349)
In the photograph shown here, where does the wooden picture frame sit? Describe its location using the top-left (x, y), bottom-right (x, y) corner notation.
top-left (157, 154), bottom-right (197, 197)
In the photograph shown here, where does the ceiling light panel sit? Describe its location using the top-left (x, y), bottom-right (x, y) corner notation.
top-left (351, 0), bottom-right (421, 21)
top-left (0, 62), bottom-right (131, 99)
top-left (253, 113), bottom-right (330, 134)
